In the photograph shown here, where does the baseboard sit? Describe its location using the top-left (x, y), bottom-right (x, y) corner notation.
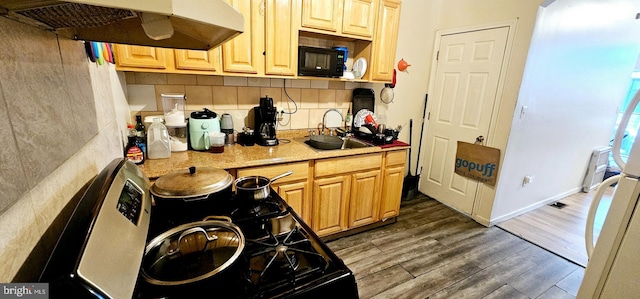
top-left (490, 187), bottom-right (582, 225)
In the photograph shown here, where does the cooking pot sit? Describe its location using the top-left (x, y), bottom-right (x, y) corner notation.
top-left (235, 171), bottom-right (293, 201)
top-left (141, 216), bottom-right (245, 287)
top-left (150, 166), bottom-right (234, 229)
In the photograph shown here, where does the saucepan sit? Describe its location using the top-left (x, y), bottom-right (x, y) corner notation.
top-left (235, 171), bottom-right (293, 200)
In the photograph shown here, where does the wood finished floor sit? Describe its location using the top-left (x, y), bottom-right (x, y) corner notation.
top-left (327, 193), bottom-right (584, 299)
top-left (497, 187), bottom-right (614, 267)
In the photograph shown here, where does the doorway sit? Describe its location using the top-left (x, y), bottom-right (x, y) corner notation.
top-left (420, 26), bottom-right (511, 216)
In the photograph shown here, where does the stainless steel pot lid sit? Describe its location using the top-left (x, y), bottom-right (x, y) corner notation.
top-left (141, 216), bottom-right (244, 286)
top-left (150, 166), bottom-right (233, 198)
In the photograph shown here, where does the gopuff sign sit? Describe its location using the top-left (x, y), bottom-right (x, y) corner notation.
top-left (454, 141), bottom-right (500, 186)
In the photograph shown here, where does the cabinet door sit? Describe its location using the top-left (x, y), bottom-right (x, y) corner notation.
top-left (265, 0), bottom-right (298, 76)
top-left (342, 0), bottom-right (377, 38)
top-left (174, 48), bottom-right (221, 72)
top-left (301, 0), bottom-right (340, 32)
top-left (312, 175), bottom-right (350, 236)
top-left (114, 45), bottom-right (168, 69)
top-left (369, 0), bottom-right (401, 81)
top-left (380, 165), bottom-right (403, 219)
top-left (276, 181), bottom-right (310, 224)
top-left (223, 0), bottom-right (265, 74)
top-left (349, 169), bottom-right (381, 228)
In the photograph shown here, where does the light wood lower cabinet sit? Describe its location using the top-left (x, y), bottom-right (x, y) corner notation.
top-left (313, 153), bottom-right (382, 237)
top-left (236, 161), bottom-right (311, 222)
top-left (379, 149), bottom-right (407, 219)
top-left (276, 181), bottom-right (310, 223)
top-left (349, 169), bottom-right (381, 227)
top-left (312, 175), bottom-right (350, 236)
top-left (234, 149), bottom-right (406, 238)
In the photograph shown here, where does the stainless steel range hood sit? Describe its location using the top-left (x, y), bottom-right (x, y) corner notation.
top-left (0, 0), bottom-right (244, 50)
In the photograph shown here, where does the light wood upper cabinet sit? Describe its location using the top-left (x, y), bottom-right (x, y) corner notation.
top-left (265, 0), bottom-right (298, 76)
top-left (370, 0), bottom-right (401, 82)
top-left (341, 0), bottom-right (377, 38)
top-left (114, 45), bottom-right (168, 69)
top-left (222, 0), bottom-right (265, 75)
top-left (301, 0), bottom-right (340, 32)
top-left (174, 48), bottom-right (221, 72)
top-left (300, 0), bottom-right (376, 39)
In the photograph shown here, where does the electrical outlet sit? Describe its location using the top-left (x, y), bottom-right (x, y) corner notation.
top-left (276, 111), bottom-right (284, 121)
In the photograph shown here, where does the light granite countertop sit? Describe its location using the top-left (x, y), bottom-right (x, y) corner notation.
top-left (139, 138), bottom-right (409, 179)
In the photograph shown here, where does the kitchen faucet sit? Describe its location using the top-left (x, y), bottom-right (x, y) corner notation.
top-left (321, 109), bottom-right (344, 136)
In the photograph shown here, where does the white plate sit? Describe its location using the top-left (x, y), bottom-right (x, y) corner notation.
top-left (353, 109), bottom-right (377, 128)
top-left (352, 57), bottom-right (367, 79)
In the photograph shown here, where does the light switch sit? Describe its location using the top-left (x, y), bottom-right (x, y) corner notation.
top-left (520, 105), bottom-right (528, 119)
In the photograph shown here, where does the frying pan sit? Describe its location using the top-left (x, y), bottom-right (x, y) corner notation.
top-left (380, 69), bottom-right (396, 104)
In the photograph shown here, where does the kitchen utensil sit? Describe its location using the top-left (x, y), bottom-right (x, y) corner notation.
top-left (150, 166), bottom-right (233, 227)
top-left (237, 129), bottom-right (255, 146)
top-left (209, 132), bottom-right (226, 153)
top-left (365, 114), bottom-right (378, 129)
top-left (235, 171), bottom-right (293, 201)
top-left (351, 88), bottom-right (375, 127)
top-left (167, 124), bottom-right (188, 152)
top-left (381, 70), bottom-right (396, 104)
top-left (162, 94), bottom-right (187, 126)
top-left (359, 126), bottom-right (373, 135)
top-left (220, 113), bottom-right (234, 131)
top-left (353, 109), bottom-right (377, 128)
top-left (378, 124), bottom-right (387, 133)
top-left (353, 57), bottom-right (367, 79)
top-left (270, 213), bottom-right (296, 236)
top-left (305, 135), bottom-right (344, 150)
top-left (398, 58), bottom-right (411, 72)
top-left (373, 133), bottom-right (386, 145)
top-left (141, 216), bottom-right (245, 287)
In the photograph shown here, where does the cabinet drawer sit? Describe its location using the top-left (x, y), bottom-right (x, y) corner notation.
top-left (237, 161), bottom-right (309, 184)
top-left (315, 153), bottom-right (382, 177)
top-left (386, 150), bottom-right (407, 166)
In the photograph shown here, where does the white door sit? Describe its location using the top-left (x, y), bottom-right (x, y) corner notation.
top-left (420, 27), bottom-right (509, 215)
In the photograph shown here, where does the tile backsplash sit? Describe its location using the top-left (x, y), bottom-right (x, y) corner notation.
top-left (0, 17), bottom-right (128, 281)
top-left (124, 72), bottom-right (381, 133)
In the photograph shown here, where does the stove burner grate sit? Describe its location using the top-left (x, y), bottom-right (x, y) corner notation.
top-left (247, 227), bottom-right (328, 290)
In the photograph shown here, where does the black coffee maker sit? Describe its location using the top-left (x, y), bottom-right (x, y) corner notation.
top-left (254, 96), bottom-right (278, 146)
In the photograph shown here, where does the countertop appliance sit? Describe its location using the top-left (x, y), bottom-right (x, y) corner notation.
top-left (578, 89), bottom-right (640, 298)
top-left (0, 0), bottom-right (243, 50)
top-left (254, 96), bottom-right (279, 146)
top-left (27, 158), bottom-right (358, 298)
top-left (189, 108), bottom-right (220, 151)
top-left (298, 46), bottom-right (345, 78)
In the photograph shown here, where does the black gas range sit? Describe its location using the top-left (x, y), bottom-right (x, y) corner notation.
top-left (28, 159), bottom-right (358, 299)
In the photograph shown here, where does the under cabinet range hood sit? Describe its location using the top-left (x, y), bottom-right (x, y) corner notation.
top-left (0, 0), bottom-right (244, 50)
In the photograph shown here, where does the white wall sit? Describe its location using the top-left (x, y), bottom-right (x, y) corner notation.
top-left (491, 0), bottom-right (640, 221)
top-left (399, 0), bottom-right (541, 224)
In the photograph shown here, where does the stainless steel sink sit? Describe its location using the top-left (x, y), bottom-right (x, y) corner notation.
top-left (341, 137), bottom-right (373, 149)
top-left (297, 136), bottom-right (374, 151)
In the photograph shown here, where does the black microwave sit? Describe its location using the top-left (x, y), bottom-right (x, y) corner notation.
top-left (298, 46), bottom-right (345, 78)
